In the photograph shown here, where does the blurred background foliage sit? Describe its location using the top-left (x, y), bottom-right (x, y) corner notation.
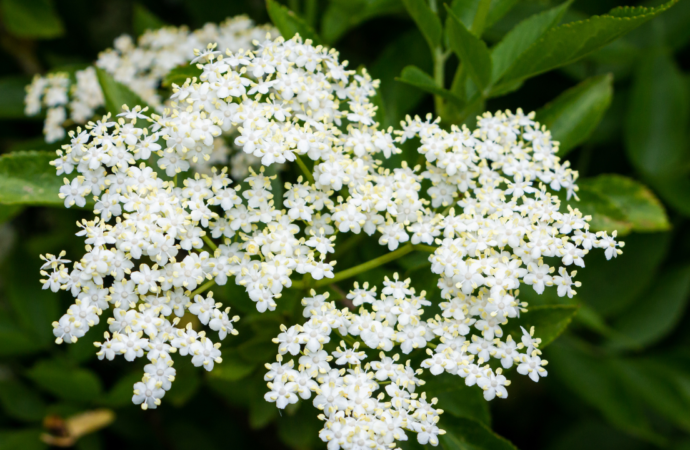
top-left (0, 0), bottom-right (689, 449)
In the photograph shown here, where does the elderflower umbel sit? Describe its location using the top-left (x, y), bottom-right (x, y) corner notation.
top-left (24, 15), bottom-right (276, 146)
top-left (38, 32), bottom-right (622, 444)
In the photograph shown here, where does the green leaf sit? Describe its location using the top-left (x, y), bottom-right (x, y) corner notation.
top-left (575, 232), bottom-right (670, 318)
top-left (0, 151), bottom-right (61, 206)
top-left (5, 245), bottom-right (58, 346)
top-left (0, 322), bottom-right (45, 356)
top-left (0, 380), bottom-right (47, 422)
top-left (207, 349), bottom-right (256, 382)
top-left (548, 340), bottom-right (665, 444)
top-left (578, 175), bottom-right (669, 233)
top-left (397, 66), bottom-right (463, 107)
top-left (565, 185), bottom-right (631, 235)
top-left (611, 264), bottom-right (690, 350)
top-left (485, 0), bottom-right (517, 29)
top-left (0, 76), bottom-right (32, 119)
top-left (133, 3), bottom-right (167, 36)
top-left (0, 0), bottom-right (63, 39)
top-left (266, 0), bottom-right (320, 43)
top-left (422, 375), bottom-right (490, 426)
top-left (449, 0), bottom-right (517, 31)
top-left (645, 175), bottom-right (690, 217)
top-left (249, 397), bottom-right (278, 429)
top-left (401, 0), bottom-right (442, 51)
top-left (96, 67), bottom-right (150, 116)
top-left (161, 64), bottom-right (203, 88)
top-left (446, 8), bottom-right (492, 94)
top-left (536, 74), bottom-right (612, 156)
top-left (27, 359), bottom-right (102, 403)
top-left (321, 0), bottom-right (404, 45)
top-left (616, 357), bottom-right (690, 432)
top-left (440, 416), bottom-right (517, 450)
top-left (0, 204), bottom-right (23, 224)
top-left (491, 0), bottom-right (571, 84)
top-left (277, 402), bottom-right (323, 450)
top-left (502, 304), bottom-right (578, 348)
top-left (101, 371), bottom-right (144, 408)
top-left (0, 429), bottom-right (47, 450)
top-left (166, 358), bottom-right (200, 407)
top-left (625, 49), bottom-right (688, 178)
top-left (498, 1), bottom-right (678, 87)
top-left (237, 335), bottom-right (276, 364)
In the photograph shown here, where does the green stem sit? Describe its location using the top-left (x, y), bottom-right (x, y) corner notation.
top-left (173, 174), bottom-right (178, 187)
top-left (295, 154), bottom-right (315, 184)
top-left (191, 279), bottom-right (216, 298)
top-left (291, 244), bottom-right (437, 290)
top-left (428, 0), bottom-right (447, 117)
top-left (433, 47), bottom-right (447, 118)
top-left (202, 235), bottom-right (218, 251)
top-left (332, 233), bottom-right (364, 259)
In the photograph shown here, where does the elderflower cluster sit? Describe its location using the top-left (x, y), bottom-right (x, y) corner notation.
top-left (38, 32), bottom-right (622, 436)
top-left (24, 15), bottom-right (275, 143)
top-left (265, 288), bottom-right (444, 449)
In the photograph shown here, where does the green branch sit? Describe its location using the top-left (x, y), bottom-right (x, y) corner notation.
top-left (190, 279), bottom-right (216, 297)
top-left (294, 154), bottom-right (315, 184)
top-left (202, 235), bottom-right (218, 251)
top-left (291, 243), bottom-right (437, 290)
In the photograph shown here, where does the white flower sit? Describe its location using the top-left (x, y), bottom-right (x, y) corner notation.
top-left (517, 354), bottom-right (548, 382)
top-left (265, 380), bottom-right (299, 409)
top-left (144, 359), bottom-right (176, 390)
top-left (132, 378), bottom-right (165, 410)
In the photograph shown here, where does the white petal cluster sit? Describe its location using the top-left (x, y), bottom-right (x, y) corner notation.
top-left (38, 32), bottom-right (622, 425)
top-left (24, 15), bottom-right (275, 143)
top-left (266, 288), bottom-right (445, 449)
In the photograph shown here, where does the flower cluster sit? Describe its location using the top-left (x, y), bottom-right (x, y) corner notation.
top-left (265, 287), bottom-right (444, 449)
top-left (24, 15), bottom-right (275, 143)
top-left (38, 31), bottom-right (622, 443)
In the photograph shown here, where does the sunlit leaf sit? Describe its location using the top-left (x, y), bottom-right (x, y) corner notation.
top-left (498, 1), bottom-right (678, 87)
top-left (0, 151), bottom-right (62, 206)
top-left (491, 0), bottom-right (571, 84)
top-left (578, 175), bottom-right (669, 233)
